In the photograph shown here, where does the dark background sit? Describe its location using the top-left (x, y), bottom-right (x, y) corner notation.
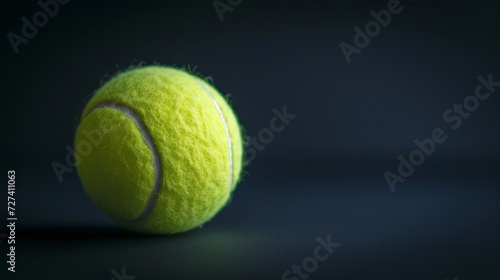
top-left (1, 0), bottom-right (499, 279)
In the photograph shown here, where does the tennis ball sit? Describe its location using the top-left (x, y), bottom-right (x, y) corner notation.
top-left (74, 66), bottom-right (243, 234)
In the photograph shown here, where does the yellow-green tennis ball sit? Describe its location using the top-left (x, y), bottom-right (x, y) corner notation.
top-left (74, 66), bottom-right (243, 234)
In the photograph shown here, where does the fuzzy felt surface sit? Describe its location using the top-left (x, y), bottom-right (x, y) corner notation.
top-left (75, 66), bottom-right (243, 234)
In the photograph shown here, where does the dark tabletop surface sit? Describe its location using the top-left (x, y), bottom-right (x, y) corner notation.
top-left (8, 160), bottom-right (499, 280)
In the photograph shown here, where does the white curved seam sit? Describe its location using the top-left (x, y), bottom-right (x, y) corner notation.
top-left (87, 101), bottom-right (162, 222)
top-left (198, 83), bottom-right (234, 191)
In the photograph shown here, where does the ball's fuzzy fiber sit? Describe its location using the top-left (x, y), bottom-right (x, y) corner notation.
top-left (75, 66), bottom-right (243, 234)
